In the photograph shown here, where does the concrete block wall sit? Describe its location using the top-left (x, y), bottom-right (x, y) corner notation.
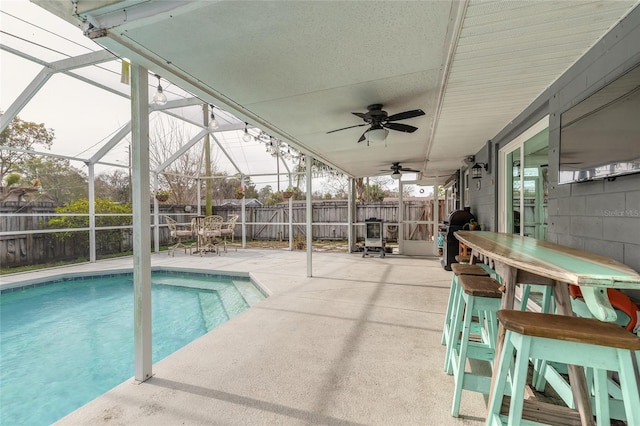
top-left (469, 6), bottom-right (640, 296)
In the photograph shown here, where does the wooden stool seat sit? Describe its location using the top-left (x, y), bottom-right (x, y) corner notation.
top-left (451, 263), bottom-right (489, 276)
top-left (455, 254), bottom-right (472, 263)
top-left (458, 275), bottom-right (503, 299)
top-left (498, 310), bottom-right (640, 350)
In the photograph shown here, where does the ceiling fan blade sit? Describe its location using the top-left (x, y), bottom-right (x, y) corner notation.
top-left (384, 122), bottom-right (418, 133)
top-left (326, 123), bottom-right (367, 134)
top-left (386, 109), bottom-right (425, 121)
top-left (357, 131), bottom-right (367, 143)
top-left (400, 167), bottom-right (420, 173)
top-left (351, 112), bottom-right (368, 119)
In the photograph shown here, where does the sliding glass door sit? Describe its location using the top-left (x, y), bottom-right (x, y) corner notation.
top-left (499, 117), bottom-right (549, 240)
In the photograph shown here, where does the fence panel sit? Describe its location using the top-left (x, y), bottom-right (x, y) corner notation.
top-left (1, 200), bottom-right (442, 267)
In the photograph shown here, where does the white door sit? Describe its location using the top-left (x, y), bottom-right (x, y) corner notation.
top-left (398, 179), bottom-right (438, 256)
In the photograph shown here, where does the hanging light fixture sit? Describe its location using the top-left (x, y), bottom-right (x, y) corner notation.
top-left (471, 162), bottom-right (488, 179)
top-left (152, 74), bottom-right (167, 106)
top-left (208, 104), bottom-right (219, 130)
top-left (242, 122), bottom-right (251, 142)
top-left (391, 170), bottom-right (402, 180)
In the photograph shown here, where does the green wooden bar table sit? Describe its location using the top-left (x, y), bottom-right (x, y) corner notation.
top-left (454, 231), bottom-right (640, 426)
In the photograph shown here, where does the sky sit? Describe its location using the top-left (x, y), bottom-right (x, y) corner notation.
top-left (0, 0), bottom-right (427, 195)
top-left (0, 0), bottom-right (337, 192)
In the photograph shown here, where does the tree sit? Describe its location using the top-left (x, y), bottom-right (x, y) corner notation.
top-left (0, 114), bottom-right (55, 183)
top-left (20, 157), bottom-right (88, 205)
top-left (149, 115), bottom-right (204, 205)
top-left (258, 185), bottom-right (273, 203)
top-left (322, 174), bottom-right (348, 199)
top-left (95, 169), bottom-right (130, 203)
top-left (48, 198), bottom-right (133, 254)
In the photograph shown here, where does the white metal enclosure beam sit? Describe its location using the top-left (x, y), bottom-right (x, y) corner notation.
top-left (0, 50), bottom-right (115, 132)
top-left (306, 156), bottom-right (313, 277)
top-left (130, 63), bottom-right (152, 383)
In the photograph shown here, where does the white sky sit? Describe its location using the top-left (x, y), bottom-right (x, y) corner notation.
top-left (0, 0), bottom-right (429, 195)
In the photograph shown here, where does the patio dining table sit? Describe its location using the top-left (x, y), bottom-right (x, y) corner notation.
top-left (454, 231), bottom-right (640, 426)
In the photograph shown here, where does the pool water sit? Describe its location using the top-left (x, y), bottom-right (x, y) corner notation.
top-left (0, 271), bottom-right (264, 426)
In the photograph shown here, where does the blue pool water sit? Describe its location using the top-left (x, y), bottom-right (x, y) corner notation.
top-left (0, 270), bottom-right (264, 426)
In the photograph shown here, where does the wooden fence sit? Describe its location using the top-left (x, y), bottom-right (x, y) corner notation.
top-left (1, 199), bottom-right (443, 268)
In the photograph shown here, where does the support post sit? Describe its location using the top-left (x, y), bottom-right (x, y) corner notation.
top-left (288, 174), bottom-right (293, 251)
top-left (347, 177), bottom-right (355, 253)
top-left (153, 172), bottom-right (159, 253)
top-left (87, 162), bottom-right (96, 262)
top-left (130, 63), bottom-right (152, 382)
top-left (306, 156), bottom-right (313, 277)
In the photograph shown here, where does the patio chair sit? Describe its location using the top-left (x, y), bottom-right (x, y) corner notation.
top-left (165, 216), bottom-right (194, 256)
top-left (198, 215), bottom-right (223, 255)
top-left (220, 214), bottom-right (239, 242)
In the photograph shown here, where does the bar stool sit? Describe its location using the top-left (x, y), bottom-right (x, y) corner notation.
top-left (441, 263), bottom-right (489, 349)
top-left (487, 310), bottom-right (640, 426)
top-left (448, 274), bottom-right (503, 417)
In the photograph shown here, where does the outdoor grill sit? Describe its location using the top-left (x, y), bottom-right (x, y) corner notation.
top-left (363, 217), bottom-right (385, 257)
top-left (441, 207), bottom-right (475, 270)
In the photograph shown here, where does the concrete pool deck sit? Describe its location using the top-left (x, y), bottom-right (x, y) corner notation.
top-left (3, 249), bottom-right (488, 425)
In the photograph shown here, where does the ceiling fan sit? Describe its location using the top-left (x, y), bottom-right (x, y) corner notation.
top-left (327, 104), bottom-right (425, 144)
top-left (382, 162), bottom-right (421, 180)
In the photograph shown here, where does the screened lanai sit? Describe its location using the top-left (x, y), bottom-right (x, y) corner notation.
top-left (2, 1), bottom-right (353, 267)
top-left (3, 2), bottom-right (640, 424)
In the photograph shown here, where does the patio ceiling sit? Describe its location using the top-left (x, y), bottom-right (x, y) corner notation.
top-left (34, 0), bottom-right (639, 181)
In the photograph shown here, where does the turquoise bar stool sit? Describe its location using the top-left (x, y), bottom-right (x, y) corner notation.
top-left (448, 274), bottom-right (502, 417)
top-left (486, 310), bottom-right (640, 426)
top-left (518, 283), bottom-right (558, 394)
top-left (441, 263), bottom-right (489, 349)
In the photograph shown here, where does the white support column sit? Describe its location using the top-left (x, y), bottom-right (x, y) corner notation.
top-left (241, 196), bottom-right (246, 249)
top-left (306, 156), bottom-right (313, 277)
top-left (347, 177), bottom-right (354, 253)
top-left (87, 163), bottom-right (96, 263)
top-left (398, 181), bottom-right (404, 255)
top-left (288, 174), bottom-right (293, 251)
top-left (153, 172), bottom-right (160, 253)
top-left (130, 63), bottom-right (152, 383)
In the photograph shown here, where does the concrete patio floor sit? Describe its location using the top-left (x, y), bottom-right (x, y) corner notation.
top-left (3, 249), bottom-right (489, 425)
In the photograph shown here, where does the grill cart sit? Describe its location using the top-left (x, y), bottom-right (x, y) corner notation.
top-left (363, 218), bottom-right (385, 257)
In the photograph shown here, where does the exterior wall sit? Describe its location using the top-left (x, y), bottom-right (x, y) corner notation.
top-left (469, 7), bottom-right (640, 281)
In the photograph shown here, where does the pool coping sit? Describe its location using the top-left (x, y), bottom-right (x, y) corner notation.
top-left (0, 266), bottom-right (270, 299)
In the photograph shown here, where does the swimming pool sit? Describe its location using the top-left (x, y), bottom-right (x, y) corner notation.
top-left (0, 270), bottom-right (265, 426)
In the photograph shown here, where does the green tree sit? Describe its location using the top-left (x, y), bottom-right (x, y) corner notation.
top-left (362, 183), bottom-right (388, 202)
top-left (48, 198), bottom-right (132, 254)
top-left (258, 185), bottom-right (273, 203)
top-left (20, 157), bottom-right (87, 205)
top-left (265, 192), bottom-right (284, 206)
top-left (0, 114), bottom-right (55, 182)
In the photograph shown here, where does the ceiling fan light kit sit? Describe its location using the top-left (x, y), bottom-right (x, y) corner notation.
top-left (365, 127), bottom-right (389, 144)
top-left (383, 162), bottom-right (420, 180)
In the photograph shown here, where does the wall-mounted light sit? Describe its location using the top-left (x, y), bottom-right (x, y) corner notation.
top-left (152, 74), bottom-right (167, 105)
top-left (208, 104), bottom-right (219, 130)
top-left (242, 122), bottom-right (252, 142)
top-left (471, 162), bottom-right (488, 179)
